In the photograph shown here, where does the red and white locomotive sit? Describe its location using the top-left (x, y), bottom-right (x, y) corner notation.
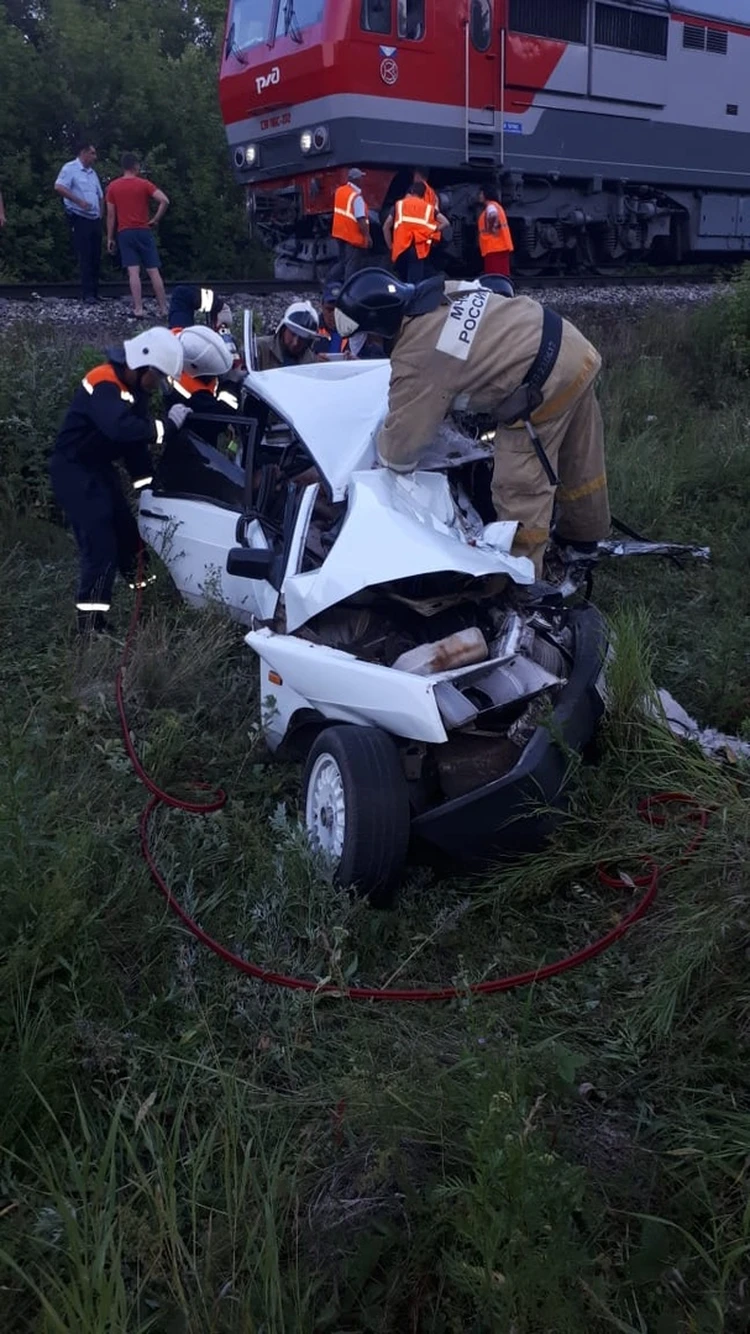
top-left (219, 1), bottom-right (750, 276)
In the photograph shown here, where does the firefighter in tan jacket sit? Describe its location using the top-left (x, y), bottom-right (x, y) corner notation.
top-left (334, 269), bottom-right (610, 575)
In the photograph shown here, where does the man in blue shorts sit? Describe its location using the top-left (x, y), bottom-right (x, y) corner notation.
top-left (105, 153), bottom-right (170, 319)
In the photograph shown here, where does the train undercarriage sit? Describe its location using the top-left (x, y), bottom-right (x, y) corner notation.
top-left (248, 173), bottom-right (749, 282)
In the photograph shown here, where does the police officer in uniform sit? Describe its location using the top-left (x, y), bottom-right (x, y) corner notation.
top-left (334, 270), bottom-right (610, 576)
top-left (49, 328), bottom-right (184, 633)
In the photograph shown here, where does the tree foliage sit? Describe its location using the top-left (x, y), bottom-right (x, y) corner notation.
top-left (0, 0), bottom-right (265, 280)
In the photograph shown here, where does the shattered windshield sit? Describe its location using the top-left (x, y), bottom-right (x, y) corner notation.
top-left (229, 0), bottom-right (324, 49)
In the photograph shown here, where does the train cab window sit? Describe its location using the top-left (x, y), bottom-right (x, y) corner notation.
top-left (471, 0), bottom-right (493, 53)
top-left (397, 0), bottom-right (425, 42)
top-left (360, 0), bottom-right (391, 33)
top-left (594, 4), bottom-right (668, 58)
top-left (272, 0), bottom-right (325, 40)
top-left (229, 0), bottom-right (270, 49)
top-left (508, 0), bottom-right (587, 44)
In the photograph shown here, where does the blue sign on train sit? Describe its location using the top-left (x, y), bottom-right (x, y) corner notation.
top-left (503, 120), bottom-right (524, 135)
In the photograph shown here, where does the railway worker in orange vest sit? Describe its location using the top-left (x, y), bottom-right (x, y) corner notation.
top-left (330, 167), bottom-right (372, 282)
top-left (383, 182), bottom-right (449, 284)
top-left (477, 184), bottom-right (514, 277)
top-left (334, 269), bottom-right (610, 578)
top-left (413, 167), bottom-right (440, 215)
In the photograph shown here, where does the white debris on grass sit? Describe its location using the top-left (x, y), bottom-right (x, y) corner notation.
top-left (654, 689), bottom-right (750, 763)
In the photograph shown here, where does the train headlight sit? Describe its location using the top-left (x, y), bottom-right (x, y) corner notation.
top-left (245, 143), bottom-right (258, 166)
top-left (300, 130), bottom-right (313, 154)
top-left (312, 124), bottom-right (329, 151)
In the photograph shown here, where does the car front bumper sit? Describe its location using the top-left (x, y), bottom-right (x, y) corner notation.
top-left (410, 605), bottom-right (607, 860)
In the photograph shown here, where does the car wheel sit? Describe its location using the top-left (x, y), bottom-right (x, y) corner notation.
top-left (302, 725), bottom-right (411, 906)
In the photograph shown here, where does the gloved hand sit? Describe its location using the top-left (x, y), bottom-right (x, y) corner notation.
top-left (167, 403), bottom-right (193, 431)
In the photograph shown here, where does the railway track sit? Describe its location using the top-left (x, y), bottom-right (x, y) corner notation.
top-left (0, 270), bottom-right (732, 303)
top-left (0, 278), bottom-right (321, 302)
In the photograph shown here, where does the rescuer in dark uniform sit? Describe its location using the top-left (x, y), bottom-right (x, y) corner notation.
top-left (49, 327), bottom-right (185, 634)
top-left (165, 325), bottom-right (239, 448)
top-left (167, 284), bottom-right (240, 364)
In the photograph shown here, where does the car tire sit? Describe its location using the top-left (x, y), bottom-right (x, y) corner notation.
top-left (302, 725), bottom-right (411, 906)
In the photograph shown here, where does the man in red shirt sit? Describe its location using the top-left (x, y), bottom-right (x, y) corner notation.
top-left (105, 153), bottom-right (170, 319)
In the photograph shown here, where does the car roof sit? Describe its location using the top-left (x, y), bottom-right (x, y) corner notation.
top-left (244, 359), bottom-right (391, 501)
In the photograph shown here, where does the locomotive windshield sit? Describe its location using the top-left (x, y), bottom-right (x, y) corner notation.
top-left (229, 0), bottom-right (324, 49)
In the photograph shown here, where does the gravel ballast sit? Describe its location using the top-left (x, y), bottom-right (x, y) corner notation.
top-left (0, 280), bottom-right (729, 339)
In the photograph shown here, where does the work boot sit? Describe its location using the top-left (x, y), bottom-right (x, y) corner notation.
top-left (551, 533), bottom-right (600, 563)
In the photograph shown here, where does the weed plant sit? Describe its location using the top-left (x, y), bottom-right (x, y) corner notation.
top-left (1, 290), bottom-right (750, 1331)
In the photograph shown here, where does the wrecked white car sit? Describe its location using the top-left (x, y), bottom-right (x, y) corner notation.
top-left (138, 359), bottom-right (706, 901)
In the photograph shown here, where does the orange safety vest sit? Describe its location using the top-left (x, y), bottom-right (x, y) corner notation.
top-left (391, 196), bottom-right (438, 262)
top-left (172, 371), bottom-right (218, 399)
top-left (331, 183), bottom-right (369, 247)
top-left (168, 327), bottom-right (219, 399)
top-left (82, 363), bottom-right (135, 403)
top-left (478, 201), bottom-right (513, 257)
top-left (422, 182), bottom-right (439, 212)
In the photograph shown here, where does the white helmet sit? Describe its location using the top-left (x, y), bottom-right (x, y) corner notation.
top-left (178, 325), bottom-right (234, 378)
top-left (124, 327), bottom-right (183, 379)
top-left (277, 300), bottom-right (318, 341)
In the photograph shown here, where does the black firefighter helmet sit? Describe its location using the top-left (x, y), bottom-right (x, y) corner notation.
top-left (334, 268), bottom-right (416, 341)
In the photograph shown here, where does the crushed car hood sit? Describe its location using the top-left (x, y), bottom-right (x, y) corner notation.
top-left (283, 470), bottom-right (535, 633)
top-left (244, 360), bottom-right (389, 501)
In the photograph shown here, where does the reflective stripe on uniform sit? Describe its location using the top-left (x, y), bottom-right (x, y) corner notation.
top-left (558, 473), bottom-right (607, 503)
top-left (82, 364), bottom-right (135, 404)
top-left (512, 527), bottom-right (549, 548)
top-left (216, 389), bottom-right (239, 408)
top-left (506, 349), bottom-right (601, 429)
top-left (332, 183), bottom-right (369, 247)
top-left (132, 476), bottom-right (153, 490)
top-left (171, 371), bottom-right (218, 399)
top-left (478, 202), bottom-right (513, 258)
top-left (76, 600), bottom-right (111, 612)
top-left (392, 197), bottom-right (438, 261)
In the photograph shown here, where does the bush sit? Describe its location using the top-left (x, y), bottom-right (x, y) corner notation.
top-left (686, 262), bottom-right (750, 403)
top-left (0, 326), bottom-right (98, 516)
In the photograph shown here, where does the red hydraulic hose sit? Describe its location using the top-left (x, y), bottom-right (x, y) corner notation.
top-left (117, 562), bottom-right (708, 1004)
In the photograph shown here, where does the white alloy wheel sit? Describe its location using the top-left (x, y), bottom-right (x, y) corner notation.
top-left (305, 752), bottom-right (347, 859)
top-left (301, 726), bottom-right (411, 905)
